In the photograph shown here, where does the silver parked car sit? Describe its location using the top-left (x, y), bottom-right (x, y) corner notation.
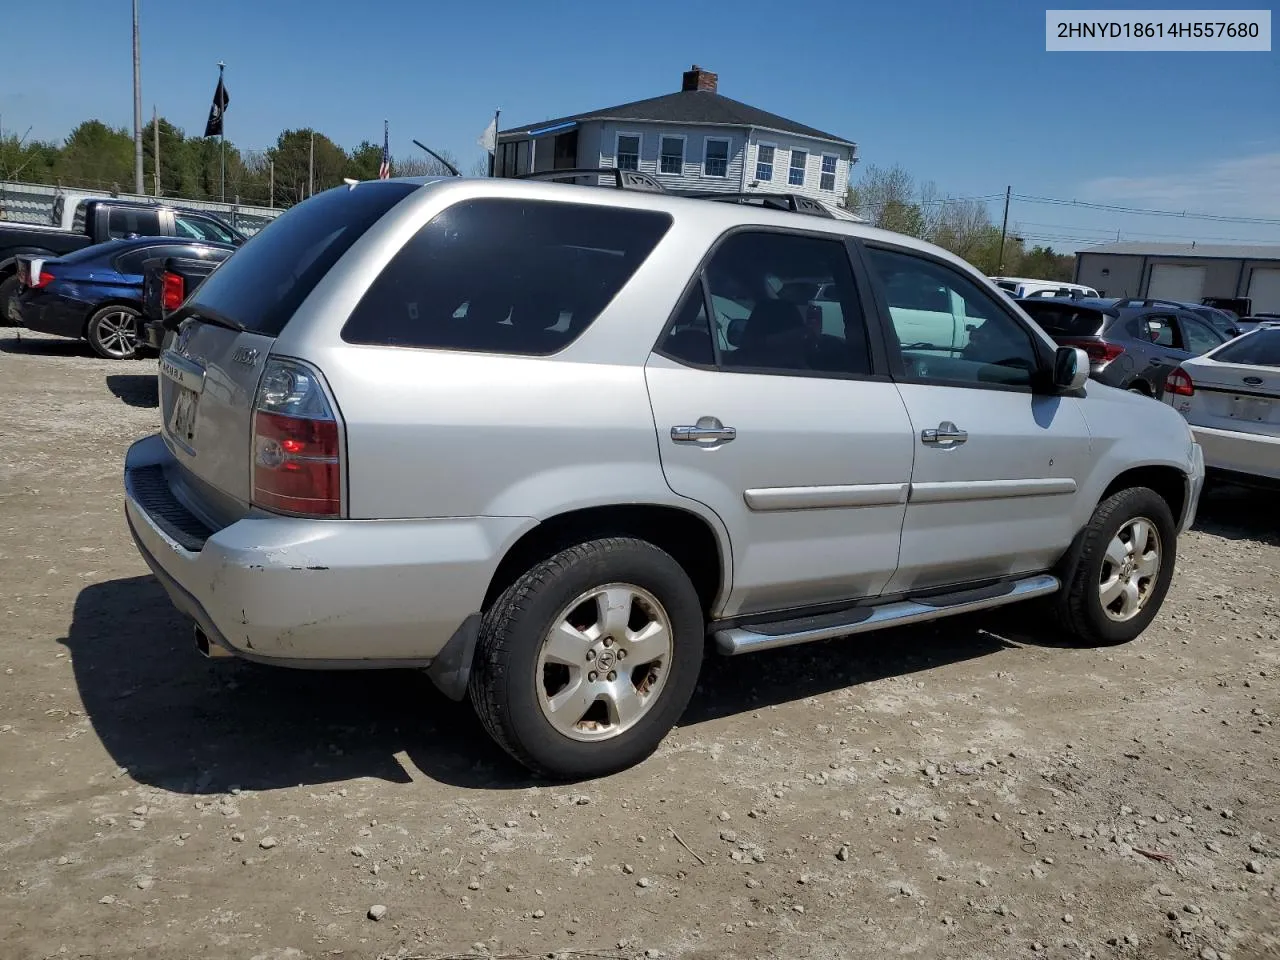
top-left (124, 173), bottom-right (1205, 779)
top-left (1163, 324), bottom-right (1279, 487)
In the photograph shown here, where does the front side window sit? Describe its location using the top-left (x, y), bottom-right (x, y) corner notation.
top-left (704, 138), bottom-right (729, 177)
top-left (1181, 314), bottom-right (1226, 355)
top-left (175, 214), bottom-right (236, 244)
top-left (686, 230), bottom-right (873, 377)
top-left (342, 198), bottom-right (672, 356)
top-left (659, 136), bottom-right (684, 175)
top-left (865, 246), bottom-right (1041, 388)
top-left (788, 150), bottom-right (807, 186)
top-left (755, 144), bottom-right (775, 181)
top-left (616, 134), bottom-right (640, 171)
top-left (820, 155), bottom-right (838, 191)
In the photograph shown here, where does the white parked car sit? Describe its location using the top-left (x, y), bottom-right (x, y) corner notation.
top-left (1164, 325), bottom-right (1280, 487)
top-left (990, 277), bottom-right (1099, 299)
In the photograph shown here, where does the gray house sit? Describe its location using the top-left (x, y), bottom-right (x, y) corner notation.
top-left (493, 66), bottom-right (857, 207)
top-left (1075, 241), bottom-right (1280, 314)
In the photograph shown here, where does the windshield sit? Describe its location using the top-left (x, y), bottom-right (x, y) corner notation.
top-left (1210, 329), bottom-right (1280, 367)
top-left (183, 181), bottom-right (418, 336)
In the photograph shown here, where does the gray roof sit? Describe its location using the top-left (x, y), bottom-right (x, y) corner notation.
top-left (1079, 241), bottom-right (1280, 260)
top-left (499, 90), bottom-right (853, 146)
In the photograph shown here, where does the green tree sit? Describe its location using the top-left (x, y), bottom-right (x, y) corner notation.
top-left (54, 120), bottom-right (134, 191)
top-left (267, 129), bottom-right (347, 205)
top-left (347, 141), bottom-right (384, 181)
top-left (846, 163), bottom-right (925, 237)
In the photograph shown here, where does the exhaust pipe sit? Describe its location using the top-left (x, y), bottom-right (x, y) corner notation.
top-left (194, 625), bottom-right (232, 659)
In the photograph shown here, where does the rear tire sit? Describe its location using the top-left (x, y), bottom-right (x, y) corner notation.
top-left (1054, 487), bottom-right (1177, 646)
top-left (86, 305), bottom-right (142, 360)
top-left (0, 274), bottom-right (19, 327)
top-left (469, 537), bottom-right (704, 779)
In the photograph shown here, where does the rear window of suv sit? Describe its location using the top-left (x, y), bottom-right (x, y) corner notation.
top-left (184, 181), bottom-right (418, 337)
top-left (1018, 301), bottom-right (1109, 337)
top-left (340, 197), bottom-right (672, 355)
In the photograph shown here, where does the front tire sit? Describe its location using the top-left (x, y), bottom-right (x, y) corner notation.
top-left (86, 305), bottom-right (142, 359)
top-left (1055, 487), bottom-right (1177, 646)
top-left (469, 537), bottom-right (704, 779)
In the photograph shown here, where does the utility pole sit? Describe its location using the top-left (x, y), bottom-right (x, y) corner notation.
top-left (996, 185), bottom-right (1011, 273)
top-left (268, 159), bottom-right (274, 208)
top-left (308, 131), bottom-right (315, 197)
top-left (152, 105), bottom-right (160, 196)
top-left (131, 0), bottom-right (144, 195)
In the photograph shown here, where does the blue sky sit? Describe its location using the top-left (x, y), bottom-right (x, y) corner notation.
top-left (2, 0), bottom-right (1277, 251)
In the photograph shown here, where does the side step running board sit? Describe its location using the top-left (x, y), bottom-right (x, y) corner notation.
top-left (714, 574), bottom-right (1060, 655)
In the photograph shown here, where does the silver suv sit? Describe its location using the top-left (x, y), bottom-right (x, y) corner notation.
top-left (124, 174), bottom-right (1205, 779)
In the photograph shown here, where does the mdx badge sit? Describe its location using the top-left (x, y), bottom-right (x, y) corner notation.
top-left (232, 346), bottom-right (260, 366)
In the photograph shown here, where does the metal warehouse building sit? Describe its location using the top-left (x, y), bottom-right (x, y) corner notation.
top-left (1074, 242), bottom-right (1280, 314)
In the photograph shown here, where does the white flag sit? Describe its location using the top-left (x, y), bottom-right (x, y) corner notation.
top-left (477, 117), bottom-right (497, 153)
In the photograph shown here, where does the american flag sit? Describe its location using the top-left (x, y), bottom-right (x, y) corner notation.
top-left (378, 120), bottom-right (390, 180)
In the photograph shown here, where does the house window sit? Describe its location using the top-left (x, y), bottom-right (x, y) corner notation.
top-left (704, 138), bottom-right (729, 177)
top-left (755, 143), bottom-right (775, 181)
top-left (788, 150), bottom-right (807, 186)
top-left (616, 134), bottom-right (641, 171)
top-left (659, 136), bottom-right (685, 175)
top-left (820, 154), bottom-right (838, 191)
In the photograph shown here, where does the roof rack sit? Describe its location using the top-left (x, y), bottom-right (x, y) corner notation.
top-left (676, 191), bottom-right (835, 219)
top-left (517, 167), bottom-right (667, 193)
top-left (1111, 297), bottom-right (1188, 309)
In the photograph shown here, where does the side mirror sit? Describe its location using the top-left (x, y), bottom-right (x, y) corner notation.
top-left (1053, 346), bottom-right (1090, 391)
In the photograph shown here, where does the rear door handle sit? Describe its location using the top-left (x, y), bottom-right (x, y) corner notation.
top-left (671, 416), bottom-right (736, 445)
top-left (921, 421), bottom-right (968, 446)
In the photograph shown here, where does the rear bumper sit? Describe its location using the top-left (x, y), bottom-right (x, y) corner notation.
top-left (18, 294), bottom-right (84, 338)
top-left (123, 433), bottom-right (533, 667)
top-left (1192, 425), bottom-right (1280, 483)
top-left (1182, 441), bottom-right (1206, 533)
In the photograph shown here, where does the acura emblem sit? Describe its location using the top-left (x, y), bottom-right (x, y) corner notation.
top-left (173, 322), bottom-right (193, 355)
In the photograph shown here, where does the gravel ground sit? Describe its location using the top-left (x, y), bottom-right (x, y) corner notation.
top-left (1, 329), bottom-right (1277, 960)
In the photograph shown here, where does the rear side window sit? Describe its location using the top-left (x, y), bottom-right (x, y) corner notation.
top-left (1210, 329), bottom-right (1280, 367)
top-left (107, 206), bottom-right (161, 239)
top-left (185, 181), bottom-right (418, 336)
top-left (1019, 302), bottom-right (1108, 337)
top-left (341, 198), bottom-right (672, 355)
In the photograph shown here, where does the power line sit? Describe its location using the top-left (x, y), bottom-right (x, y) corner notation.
top-left (1012, 193), bottom-right (1280, 226)
top-left (1012, 220), bottom-right (1280, 244)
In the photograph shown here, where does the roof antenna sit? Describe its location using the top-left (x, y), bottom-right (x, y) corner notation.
top-left (412, 139), bottom-right (461, 177)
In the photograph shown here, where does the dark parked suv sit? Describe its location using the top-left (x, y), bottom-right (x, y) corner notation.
top-left (1018, 297), bottom-right (1230, 397)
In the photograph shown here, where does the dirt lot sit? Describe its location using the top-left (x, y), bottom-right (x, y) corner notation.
top-left (0, 329), bottom-right (1277, 960)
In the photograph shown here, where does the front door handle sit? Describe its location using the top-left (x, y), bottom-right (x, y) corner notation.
top-left (921, 421), bottom-right (968, 446)
top-left (672, 416), bottom-right (736, 446)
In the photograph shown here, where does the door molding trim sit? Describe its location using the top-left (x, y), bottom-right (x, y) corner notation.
top-left (743, 482), bottom-right (909, 511)
top-left (908, 478), bottom-right (1077, 504)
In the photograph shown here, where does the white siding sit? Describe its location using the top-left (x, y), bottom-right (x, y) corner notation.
top-left (595, 121), bottom-right (747, 192)
top-left (743, 135), bottom-right (852, 204)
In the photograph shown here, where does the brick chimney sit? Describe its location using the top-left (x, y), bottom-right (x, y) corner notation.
top-left (681, 65), bottom-right (718, 93)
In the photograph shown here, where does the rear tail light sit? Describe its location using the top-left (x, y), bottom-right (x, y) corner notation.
top-left (161, 272), bottom-right (184, 312)
top-left (1060, 337), bottom-right (1124, 364)
top-left (32, 271), bottom-right (54, 289)
top-left (1165, 367), bottom-right (1195, 397)
top-left (251, 358), bottom-right (342, 518)
top-left (20, 263), bottom-right (54, 289)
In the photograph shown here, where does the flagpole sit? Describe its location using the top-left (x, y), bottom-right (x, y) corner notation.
top-left (217, 61), bottom-right (226, 203)
top-left (131, 0), bottom-right (143, 196)
top-left (152, 104), bottom-right (160, 196)
top-left (490, 109), bottom-right (500, 176)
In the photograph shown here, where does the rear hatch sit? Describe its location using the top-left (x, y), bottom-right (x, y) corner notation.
top-left (1180, 329), bottom-right (1280, 436)
top-left (157, 181), bottom-right (419, 523)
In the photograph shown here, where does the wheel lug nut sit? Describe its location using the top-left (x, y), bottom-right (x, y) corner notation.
top-left (607, 671), bottom-right (617, 682)
top-left (586, 649), bottom-right (596, 660)
top-left (617, 649), bottom-right (627, 660)
top-left (603, 638), bottom-right (614, 647)
top-left (588, 671), bottom-right (598, 682)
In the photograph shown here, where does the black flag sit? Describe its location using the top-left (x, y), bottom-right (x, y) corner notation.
top-left (204, 75), bottom-right (230, 137)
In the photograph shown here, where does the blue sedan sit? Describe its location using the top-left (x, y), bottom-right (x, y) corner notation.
top-left (12, 237), bottom-right (235, 359)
